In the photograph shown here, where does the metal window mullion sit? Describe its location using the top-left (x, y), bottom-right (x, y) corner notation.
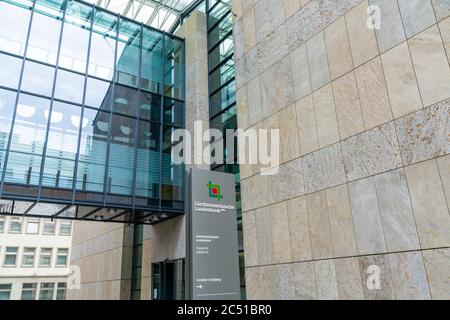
top-left (207, 8), bottom-right (231, 33)
top-left (158, 32), bottom-right (166, 212)
top-left (130, 23), bottom-right (144, 219)
top-left (37, 2), bottom-right (68, 201)
top-left (71, 2), bottom-right (95, 204)
top-left (0, 1), bottom-right (36, 198)
top-left (102, 13), bottom-right (120, 207)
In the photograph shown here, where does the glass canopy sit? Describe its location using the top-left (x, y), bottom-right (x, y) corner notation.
top-left (83, 0), bottom-right (198, 31)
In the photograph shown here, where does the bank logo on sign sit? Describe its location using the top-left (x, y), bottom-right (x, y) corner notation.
top-left (207, 181), bottom-right (222, 203)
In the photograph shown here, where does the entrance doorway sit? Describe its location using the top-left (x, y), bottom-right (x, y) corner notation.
top-left (151, 259), bottom-right (185, 300)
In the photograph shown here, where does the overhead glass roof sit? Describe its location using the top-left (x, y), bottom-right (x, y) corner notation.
top-left (84, 0), bottom-right (198, 31)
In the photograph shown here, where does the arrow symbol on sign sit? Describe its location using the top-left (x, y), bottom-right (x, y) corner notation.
top-left (196, 285), bottom-right (203, 289)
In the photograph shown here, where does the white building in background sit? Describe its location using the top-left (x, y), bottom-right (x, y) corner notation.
top-left (0, 215), bottom-right (72, 300)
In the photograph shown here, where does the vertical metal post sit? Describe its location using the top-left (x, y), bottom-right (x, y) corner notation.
top-left (102, 13), bottom-right (120, 207)
top-left (37, 0), bottom-right (68, 201)
top-left (0, 0), bottom-right (36, 198)
top-left (71, 2), bottom-right (95, 204)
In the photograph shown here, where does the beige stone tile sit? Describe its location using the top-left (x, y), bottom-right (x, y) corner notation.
top-left (395, 100), bottom-right (450, 166)
top-left (307, 31), bottom-right (331, 91)
top-left (236, 85), bottom-right (249, 130)
top-left (319, 0), bottom-right (361, 26)
top-left (247, 76), bottom-right (263, 126)
top-left (306, 190), bottom-right (333, 260)
top-left (257, 24), bottom-right (289, 73)
top-left (267, 158), bottom-right (304, 203)
top-left (260, 56), bottom-right (295, 118)
top-left (332, 71), bottom-right (365, 139)
top-left (292, 262), bottom-right (317, 300)
top-left (345, 0), bottom-right (379, 67)
top-left (437, 155), bottom-right (450, 207)
top-left (326, 184), bottom-right (358, 257)
top-left (398, 0), bottom-right (436, 38)
top-left (302, 142), bottom-right (346, 193)
top-left (374, 169), bottom-right (421, 252)
top-left (314, 259), bottom-right (339, 300)
top-left (408, 25), bottom-right (450, 107)
top-left (422, 248), bottom-right (450, 299)
top-left (271, 202), bottom-right (293, 264)
top-left (432, 0), bottom-right (450, 21)
top-left (388, 251), bottom-right (431, 300)
top-left (405, 160), bottom-right (450, 248)
top-left (255, 206), bottom-right (273, 265)
top-left (233, 18), bottom-right (245, 61)
top-left (278, 104), bottom-right (301, 163)
top-left (342, 122), bottom-right (402, 181)
top-left (287, 196), bottom-right (313, 261)
top-left (381, 42), bottom-right (422, 118)
top-left (275, 264), bottom-right (296, 299)
top-left (259, 265), bottom-right (277, 299)
top-left (243, 211), bottom-right (258, 267)
top-left (284, 0), bottom-right (301, 19)
top-left (290, 43), bottom-right (311, 100)
top-left (243, 8), bottom-right (256, 53)
top-left (348, 177), bottom-right (387, 255)
top-left (232, 0), bottom-right (244, 22)
top-left (254, 0), bottom-right (286, 43)
top-left (324, 16), bottom-right (353, 80)
top-left (335, 257), bottom-right (365, 300)
top-left (241, 174), bottom-right (269, 212)
top-left (439, 17), bottom-right (450, 65)
top-left (295, 94), bottom-right (319, 155)
top-left (245, 267), bottom-right (260, 300)
top-left (313, 84), bottom-right (340, 148)
top-left (358, 255), bottom-right (394, 299)
top-left (235, 47), bottom-right (258, 89)
top-left (355, 57), bottom-right (393, 129)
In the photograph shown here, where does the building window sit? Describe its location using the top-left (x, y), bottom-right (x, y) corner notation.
top-left (43, 219), bottom-right (55, 235)
top-left (0, 216), bottom-right (4, 233)
top-left (39, 248), bottom-right (52, 266)
top-left (22, 247), bottom-right (36, 267)
top-left (3, 247), bottom-right (18, 266)
top-left (59, 220), bottom-right (72, 236)
top-left (56, 283), bottom-right (67, 300)
top-left (39, 283), bottom-right (54, 300)
top-left (56, 248), bottom-right (68, 266)
top-left (21, 283), bottom-right (37, 300)
top-left (26, 218), bottom-right (40, 234)
top-left (8, 217), bottom-right (22, 233)
top-left (0, 284), bottom-right (12, 300)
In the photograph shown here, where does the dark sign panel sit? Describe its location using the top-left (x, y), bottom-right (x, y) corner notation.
top-left (187, 168), bottom-right (240, 300)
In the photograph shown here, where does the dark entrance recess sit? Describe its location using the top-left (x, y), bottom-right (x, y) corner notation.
top-left (151, 259), bottom-right (185, 300)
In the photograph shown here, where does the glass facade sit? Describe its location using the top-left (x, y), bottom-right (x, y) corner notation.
top-left (0, 0), bottom-right (185, 223)
top-left (205, 0), bottom-right (244, 299)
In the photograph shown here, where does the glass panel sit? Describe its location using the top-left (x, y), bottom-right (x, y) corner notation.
top-left (26, 9), bottom-right (63, 65)
top-left (89, 9), bottom-right (117, 80)
top-left (208, 12), bottom-right (232, 50)
top-left (139, 91), bottom-right (160, 122)
top-left (141, 27), bottom-right (162, 94)
top-left (210, 106), bottom-right (237, 131)
top-left (54, 69), bottom-right (85, 104)
top-left (21, 60), bottom-right (55, 97)
top-left (107, 113), bottom-right (135, 196)
top-left (4, 151), bottom-right (42, 185)
top-left (209, 58), bottom-right (234, 93)
top-left (10, 94), bottom-right (51, 155)
top-left (210, 79), bottom-right (235, 117)
top-left (42, 157), bottom-right (74, 189)
top-left (0, 1), bottom-right (31, 56)
top-left (76, 107), bottom-right (108, 193)
top-left (113, 84), bottom-right (138, 117)
top-left (208, 0), bottom-right (230, 25)
top-left (116, 18), bottom-right (141, 87)
top-left (58, 0), bottom-right (92, 73)
top-left (0, 89), bottom-right (17, 151)
top-left (164, 36), bottom-right (184, 100)
top-left (164, 98), bottom-right (183, 127)
top-left (0, 54), bottom-right (22, 89)
top-left (209, 38), bottom-right (233, 71)
top-left (135, 120), bottom-right (159, 199)
top-left (162, 126), bottom-right (183, 204)
top-left (85, 77), bottom-right (112, 110)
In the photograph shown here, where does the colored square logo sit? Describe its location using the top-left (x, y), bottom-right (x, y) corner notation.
top-left (207, 181), bottom-right (222, 203)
